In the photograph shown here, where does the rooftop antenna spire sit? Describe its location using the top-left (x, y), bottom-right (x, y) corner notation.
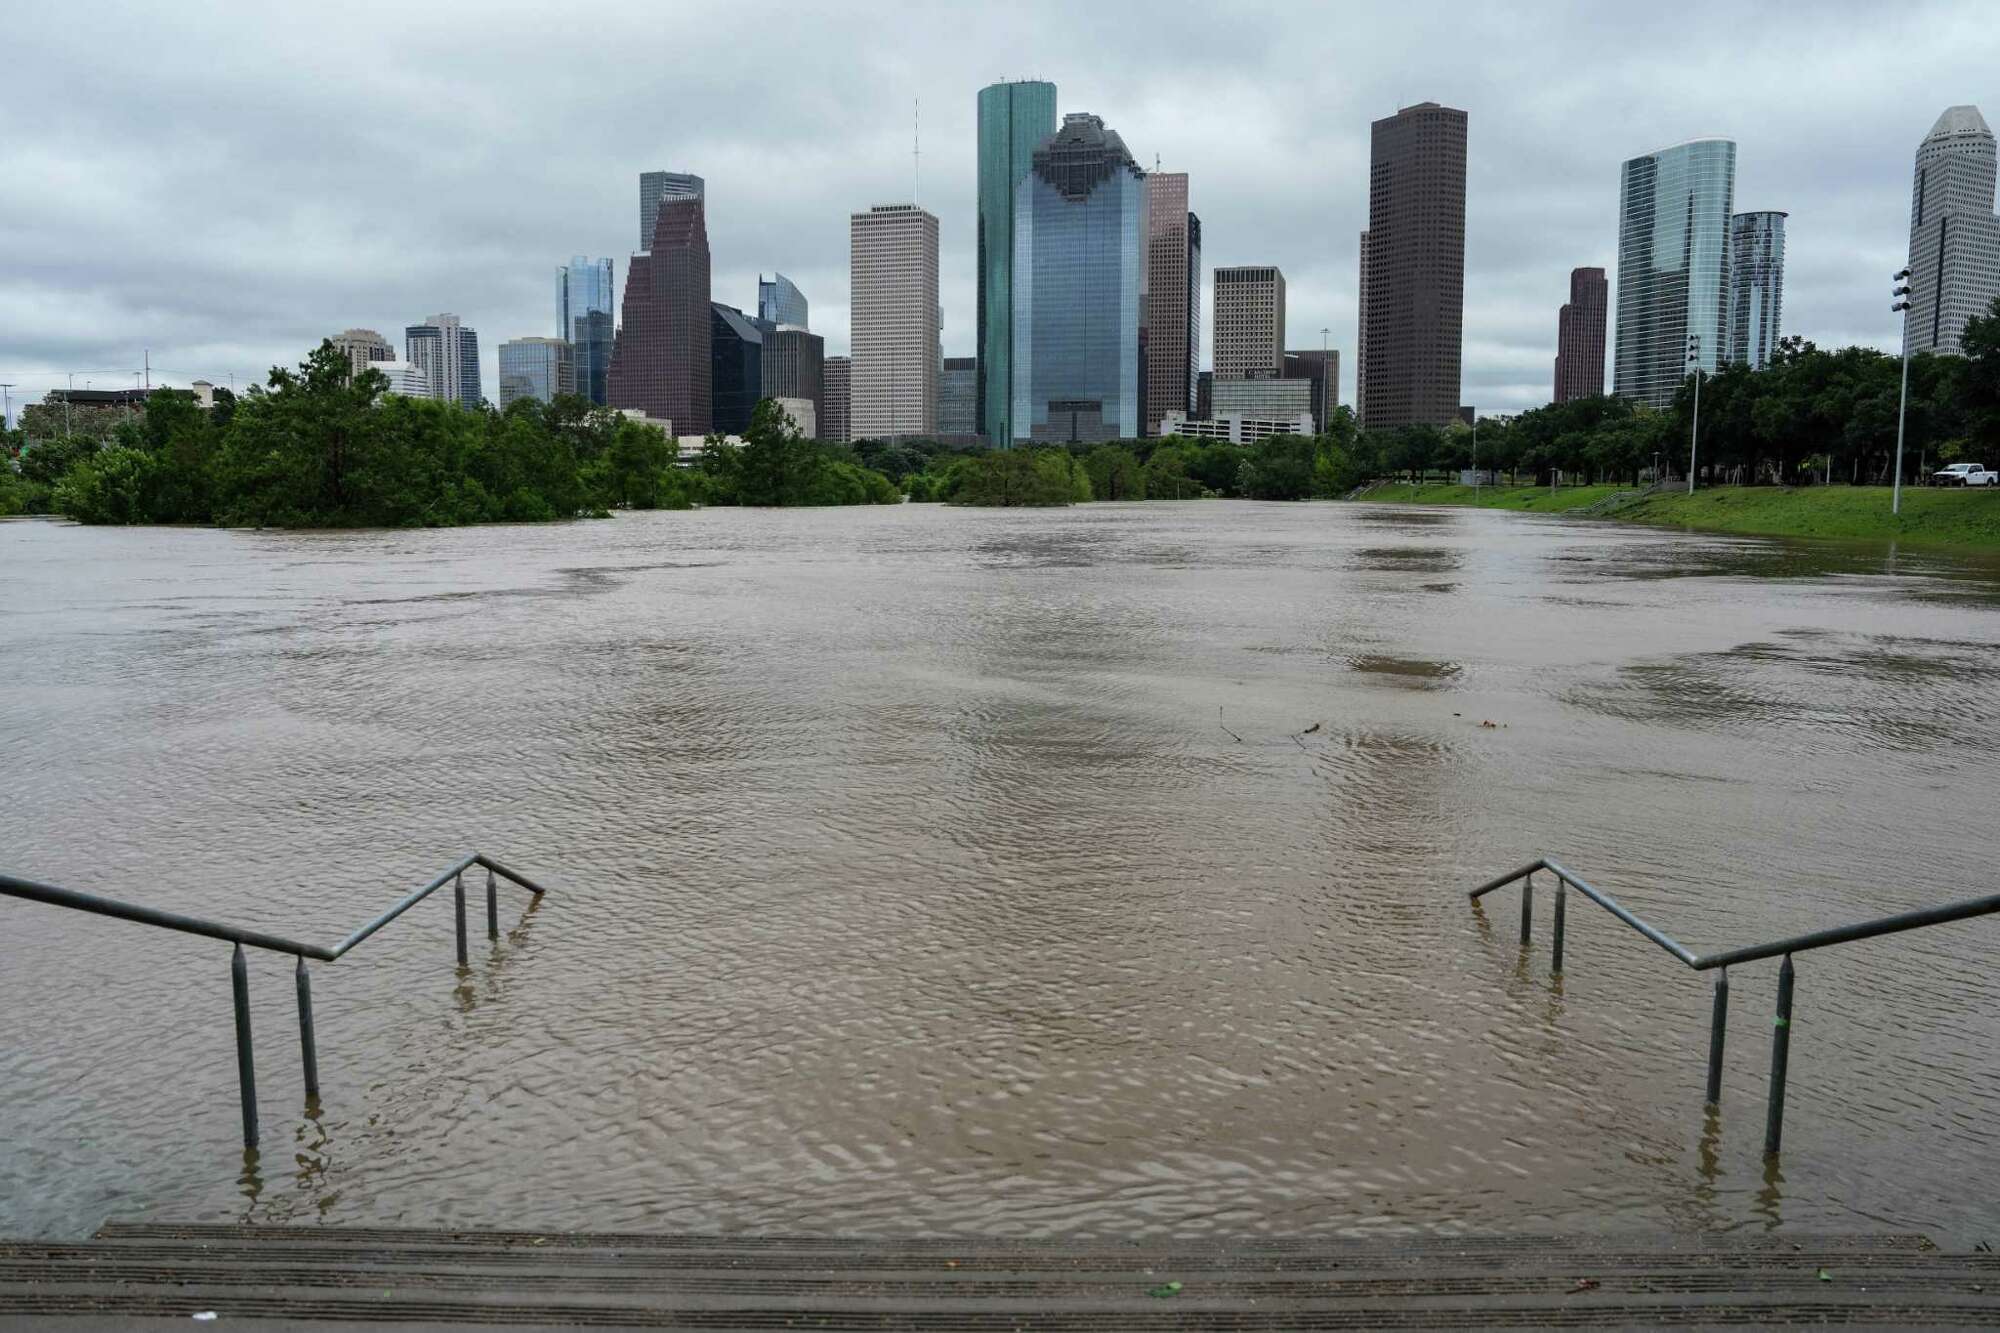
top-left (913, 98), bottom-right (921, 205)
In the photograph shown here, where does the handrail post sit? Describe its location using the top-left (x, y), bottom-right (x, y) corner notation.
top-left (453, 872), bottom-right (468, 969)
top-left (1551, 877), bottom-right (1567, 973)
top-left (295, 956), bottom-right (319, 1103)
top-left (1705, 966), bottom-right (1729, 1106)
top-left (1520, 872), bottom-right (1534, 947)
top-left (485, 867), bottom-right (498, 941)
top-left (1764, 955), bottom-right (1795, 1156)
top-left (230, 944), bottom-right (258, 1148)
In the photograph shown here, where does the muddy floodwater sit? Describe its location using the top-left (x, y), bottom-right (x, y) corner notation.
top-left (3, 502), bottom-right (1999, 1243)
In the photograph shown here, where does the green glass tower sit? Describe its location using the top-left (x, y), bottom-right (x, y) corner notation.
top-left (976, 79), bottom-right (1057, 444)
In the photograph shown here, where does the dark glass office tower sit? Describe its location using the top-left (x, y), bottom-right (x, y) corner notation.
top-left (710, 303), bottom-right (772, 435)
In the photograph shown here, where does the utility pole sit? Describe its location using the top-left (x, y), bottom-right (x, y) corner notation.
top-left (1685, 334), bottom-right (1703, 495)
top-left (0, 384), bottom-right (13, 435)
top-left (1891, 268), bottom-right (1913, 514)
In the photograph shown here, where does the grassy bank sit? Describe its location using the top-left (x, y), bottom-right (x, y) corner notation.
top-left (1358, 482), bottom-right (2000, 550)
top-left (1359, 481), bottom-right (1629, 513)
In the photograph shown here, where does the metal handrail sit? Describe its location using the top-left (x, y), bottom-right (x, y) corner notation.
top-left (1, 852), bottom-right (549, 1148)
top-left (1469, 856), bottom-right (1999, 1157)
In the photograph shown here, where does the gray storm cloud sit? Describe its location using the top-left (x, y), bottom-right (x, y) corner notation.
top-left (2, 0), bottom-right (1993, 415)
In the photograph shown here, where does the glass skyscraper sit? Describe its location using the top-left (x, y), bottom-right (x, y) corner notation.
top-left (710, 303), bottom-right (772, 436)
top-left (498, 337), bottom-right (575, 407)
top-left (1614, 138), bottom-right (1735, 409)
top-left (976, 79), bottom-right (1058, 444)
top-left (757, 273), bottom-right (808, 329)
top-left (559, 256), bottom-right (615, 404)
top-left (1012, 113), bottom-right (1145, 443)
top-left (1726, 211), bottom-right (1786, 370)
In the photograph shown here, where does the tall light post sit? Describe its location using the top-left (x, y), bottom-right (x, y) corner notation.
top-left (1891, 268), bottom-right (1912, 515)
top-left (0, 384), bottom-right (13, 435)
top-left (1685, 334), bottom-right (1702, 494)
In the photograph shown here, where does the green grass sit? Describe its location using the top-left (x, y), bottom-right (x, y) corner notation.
top-left (1614, 486), bottom-right (2000, 549)
top-left (1358, 481), bottom-right (1631, 513)
top-left (1356, 481), bottom-right (2000, 550)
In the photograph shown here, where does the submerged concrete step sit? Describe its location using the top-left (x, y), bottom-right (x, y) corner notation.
top-left (0, 1224), bottom-right (1991, 1329)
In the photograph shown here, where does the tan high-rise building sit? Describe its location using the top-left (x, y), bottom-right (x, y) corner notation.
top-left (330, 328), bottom-right (394, 379)
top-left (1144, 173), bottom-right (1200, 435)
top-left (1359, 102), bottom-right (1467, 429)
top-left (849, 204), bottom-right (939, 439)
top-left (1213, 266), bottom-right (1285, 381)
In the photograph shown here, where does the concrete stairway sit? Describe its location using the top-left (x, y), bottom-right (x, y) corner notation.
top-left (1, 1222), bottom-right (1997, 1328)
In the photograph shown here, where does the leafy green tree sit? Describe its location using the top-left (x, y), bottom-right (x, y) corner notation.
top-left (17, 435), bottom-right (102, 487)
top-left (1961, 296), bottom-right (2000, 451)
top-left (948, 448), bottom-right (1089, 505)
top-left (52, 447), bottom-right (160, 523)
top-left (1142, 445), bottom-right (1207, 499)
top-left (1083, 445), bottom-right (1146, 500)
top-left (1240, 434), bottom-right (1318, 499)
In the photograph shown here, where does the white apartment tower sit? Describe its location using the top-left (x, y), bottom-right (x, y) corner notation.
top-left (1906, 105), bottom-right (2000, 357)
top-left (404, 313), bottom-right (482, 409)
top-left (849, 204), bottom-right (940, 439)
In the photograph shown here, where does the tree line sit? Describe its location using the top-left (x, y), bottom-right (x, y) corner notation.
top-left (9, 311), bottom-right (1997, 523)
top-left (0, 343), bottom-right (901, 524)
top-left (851, 301), bottom-right (2000, 501)
top-left (1375, 303), bottom-right (2000, 489)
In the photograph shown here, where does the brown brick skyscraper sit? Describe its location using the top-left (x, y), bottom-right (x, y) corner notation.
top-left (1359, 103), bottom-right (1466, 430)
top-left (1553, 266), bottom-right (1608, 402)
top-left (609, 196), bottom-right (711, 434)
top-left (1143, 172), bottom-right (1198, 435)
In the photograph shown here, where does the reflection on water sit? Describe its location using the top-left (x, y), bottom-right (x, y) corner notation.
top-left (1, 502), bottom-right (1998, 1243)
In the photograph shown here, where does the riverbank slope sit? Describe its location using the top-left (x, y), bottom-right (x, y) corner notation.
top-left (1357, 482), bottom-right (2000, 550)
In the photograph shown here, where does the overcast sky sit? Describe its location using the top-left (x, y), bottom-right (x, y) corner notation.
top-left (4, 0), bottom-right (1996, 422)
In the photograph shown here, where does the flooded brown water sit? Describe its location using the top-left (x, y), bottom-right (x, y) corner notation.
top-left (3, 502), bottom-right (1999, 1243)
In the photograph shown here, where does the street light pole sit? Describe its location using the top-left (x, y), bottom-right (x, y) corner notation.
top-left (1891, 268), bottom-right (1913, 515)
top-left (1685, 334), bottom-right (1702, 495)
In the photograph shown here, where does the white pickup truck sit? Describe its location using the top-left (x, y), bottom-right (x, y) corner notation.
top-left (1932, 463), bottom-right (1998, 487)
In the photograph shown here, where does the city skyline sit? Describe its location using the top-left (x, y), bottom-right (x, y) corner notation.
top-left (1, 2), bottom-right (1994, 420)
